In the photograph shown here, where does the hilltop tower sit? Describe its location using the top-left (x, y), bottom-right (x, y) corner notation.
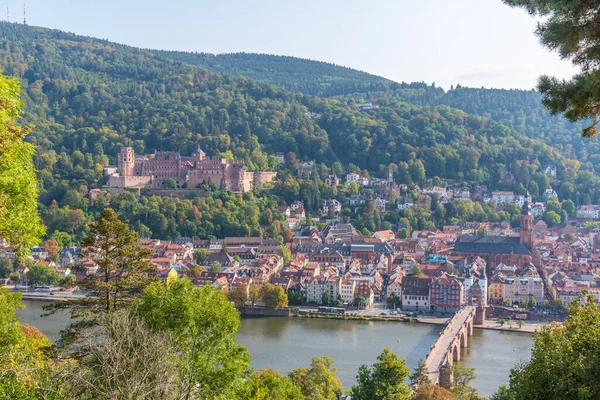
top-left (520, 201), bottom-right (533, 248)
top-left (117, 147), bottom-right (135, 176)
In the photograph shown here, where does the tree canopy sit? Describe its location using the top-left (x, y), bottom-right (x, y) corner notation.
top-left (497, 293), bottom-right (600, 400)
top-left (503, 0), bottom-right (600, 137)
top-left (0, 72), bottom-right (45, 254)
top-left (134, 278), bottom-right (251, 399)
top-left (350, 348), bottom-right (411, 400)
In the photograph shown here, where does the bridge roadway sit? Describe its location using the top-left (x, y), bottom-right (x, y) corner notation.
top-left (424, 306), bottom-right (476, 385)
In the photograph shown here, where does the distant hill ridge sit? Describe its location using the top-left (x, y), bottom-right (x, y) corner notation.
top-left (150, 50), bottom-right (411, 97)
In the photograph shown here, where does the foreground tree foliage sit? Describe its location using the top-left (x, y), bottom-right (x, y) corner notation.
top-left (288, 356), bottom-right (343, 400)
top-left (449, 363), bottom-right (479, 400)
top-left (60, 311), bottom-right (181, 399)
top-left (410, 360), bottom-right (432, 388)
top-left (411, 384), bottom-right (456, 400)
top-left (134, 278), bottom-right (251, 399)
top-left (0, 288), bottom-right (63, 399)
top-left (496, 293), bottom-right (600, 400)
top-left (0, 72), bottom-right (45, 254)
top-left (503, 0), bottom-right (600, 137)
top-left (43, 208), bottom-right (155, 343)
top-left (243, 369), bottom-right (303, 400)
top-left (350, 348), bottom-right (411, 399)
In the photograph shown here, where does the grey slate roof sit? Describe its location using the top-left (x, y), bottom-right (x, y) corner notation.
top-left (454, 235), bottom-right (530, 255)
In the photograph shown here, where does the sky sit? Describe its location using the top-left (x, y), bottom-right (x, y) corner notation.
top-left (6, 0), bottom-right (578, 89)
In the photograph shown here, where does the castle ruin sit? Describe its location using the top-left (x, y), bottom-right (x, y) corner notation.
top-left (106, 147), bottom-right (276, 193)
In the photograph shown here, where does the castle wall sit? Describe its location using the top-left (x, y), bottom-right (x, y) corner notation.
top-left (253, 171), bottom-right (277, 187)
top-left (107, 175), bottom-right (152, 188)
top-left (187, 167), bottom-right (224, 189)
top-left (243, 172), bottom-right (254, 193)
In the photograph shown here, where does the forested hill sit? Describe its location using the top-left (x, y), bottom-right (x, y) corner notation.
top-left (150, 50), bottom-right (408, 97)
top-left (340, 85), bottom-right (597, 173)
top-left (1, 21), bottom-right (600, 213)
top-left (154, 49), bottom-right (596, 173)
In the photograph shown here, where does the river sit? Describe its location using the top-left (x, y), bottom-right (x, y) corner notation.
top-left (17, 300), bottom-right (533, 397)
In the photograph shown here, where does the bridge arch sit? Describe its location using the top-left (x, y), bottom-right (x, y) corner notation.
top-left (460, 330), bottom-right (467, 348)
top-left (452, 343), bottom-right (460, 362)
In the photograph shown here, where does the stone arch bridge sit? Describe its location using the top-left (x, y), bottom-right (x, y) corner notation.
top-left (423, 306), bottom-right (477, 388)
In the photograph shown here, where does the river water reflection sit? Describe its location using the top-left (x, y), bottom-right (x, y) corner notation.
top-left (18, 300), bottom-right (532, 397)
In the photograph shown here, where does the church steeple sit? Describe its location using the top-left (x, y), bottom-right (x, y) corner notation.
top-left (520, 201), bottom-right (533, 248)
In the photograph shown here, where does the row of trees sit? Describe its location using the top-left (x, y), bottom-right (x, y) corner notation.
top-left (229, 283), bottom-right (289, 310)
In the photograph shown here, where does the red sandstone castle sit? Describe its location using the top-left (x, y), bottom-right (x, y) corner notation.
top-left (106, 147), bottom-right (276, 193)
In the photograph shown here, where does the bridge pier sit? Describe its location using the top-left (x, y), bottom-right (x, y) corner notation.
top-left (439, 362), bottom-right (453, 389)
top-left (474, 305), bottom-right (486, 325)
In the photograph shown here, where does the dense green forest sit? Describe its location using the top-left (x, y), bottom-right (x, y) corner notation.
top-left (150, 50), bottom-right (404, 97)
top-left (1, 21), bottom-right (600, 242)
top-left (155, 50), bottom-right (597, 173)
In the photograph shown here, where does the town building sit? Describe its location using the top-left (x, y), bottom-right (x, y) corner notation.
top-left (325, 175), bottom-right (340, 186)
top-left (340, 279), bottom-right (356, 304)
top-left (387, 277), bottom-right (402, 301)
top-left (303, 276), bottom-right (341, 304)
top-left (430, 273), bottom-right (465, 312)
top-left (577, 205), bottom-right (600, 220)
top-left (503, 276), bottom-right (544, 303)
top-left (488, 273), bottom-right (505, 303)
top-left (346, 173), bottom-right (360, 185)
top-left (401, 276), bottom-right (432, 311)
top-left (322, 199), bottom-right (342, 216)
top-left (359, 102), bottom-right (379, 110)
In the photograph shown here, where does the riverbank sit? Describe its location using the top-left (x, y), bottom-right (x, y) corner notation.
top-left (294, 312), bottom-right (419, 323)
top-left (19, 292), bottom-right (85, 302)
top-left (293, 310), bottom-right (546, 334)
top-left (418, 315), bottom-right (545, 334)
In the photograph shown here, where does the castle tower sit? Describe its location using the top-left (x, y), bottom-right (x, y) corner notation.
top-left (520, 201), bottom-right (533, 248)
top-left (191, 146), bottom-right (206, 163)
top-left (118, 147), bottom-right (135, 176)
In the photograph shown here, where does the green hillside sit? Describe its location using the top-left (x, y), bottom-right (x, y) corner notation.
top-left (336, 85), bottom-right (597, 172)
top-left (150, 50), bottom-right (403, 97)
top-left (155, 49), bottom-right (596, 172)
top-left (1, 21), bottom-right (599, 241)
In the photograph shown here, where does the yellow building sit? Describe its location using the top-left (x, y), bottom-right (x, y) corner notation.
top-left (488, 274), bottom-right (505, 303)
